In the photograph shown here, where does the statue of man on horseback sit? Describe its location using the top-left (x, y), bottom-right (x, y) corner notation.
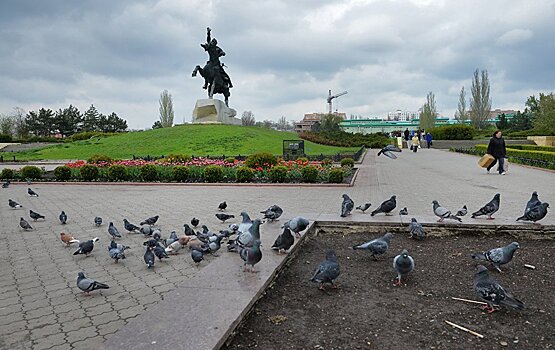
top-left (192, 27), bottom-right (233, 106)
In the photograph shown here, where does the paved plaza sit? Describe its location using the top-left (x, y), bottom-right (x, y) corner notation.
top-left (0, 149), bottom-right (553, 349)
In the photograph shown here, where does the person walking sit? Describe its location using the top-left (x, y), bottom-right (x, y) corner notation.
top-left (426, 132), bottom-right (432, 149)
top-left (404, 128), bottom-right (410, 149)
top-left (486, 130), bottom-right (507, 175)
top-left (411, 133), bottom-right (420, 152)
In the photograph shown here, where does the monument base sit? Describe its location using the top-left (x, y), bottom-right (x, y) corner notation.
top-left (192, 99), bottom-right (240, 125)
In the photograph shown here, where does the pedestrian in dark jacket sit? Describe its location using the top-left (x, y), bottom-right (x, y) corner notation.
top-left (486, 130), bottom-right (507, 175)
top-left (426, 132), bottom-right (432, 148)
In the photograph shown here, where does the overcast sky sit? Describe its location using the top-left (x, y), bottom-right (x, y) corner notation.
top-left (1, 0), bottom-right (554, 129)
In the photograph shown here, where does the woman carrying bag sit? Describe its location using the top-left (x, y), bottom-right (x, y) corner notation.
top-left (411, 134), bottom-right (420, 152)
top-left (486, 130), bottom-right (507, 175)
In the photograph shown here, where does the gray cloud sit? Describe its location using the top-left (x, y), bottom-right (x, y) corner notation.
top-left (1, 0), bottom-right (554, 128)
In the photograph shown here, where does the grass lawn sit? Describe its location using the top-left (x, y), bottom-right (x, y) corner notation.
top-left (12, 124), bottom-right (360, 160)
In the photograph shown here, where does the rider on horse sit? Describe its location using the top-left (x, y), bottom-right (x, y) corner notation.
top-left (200, 28), bottom-right (232, 89)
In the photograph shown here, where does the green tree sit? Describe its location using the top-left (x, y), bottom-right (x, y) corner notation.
top-left (159, 90), bottom-right (174, 127)
top-left (419, 91), bottom-right (437, 130)
top-left (469, 69), bottom-right (491, 129)
top-left (26, 108), bottom-right (55, 137)
top-left (81, 105), bottom-right (99, 132)
top-left (455, 86), bottom-right (467, 123)
top-left (103, 112), bottom-right (128, 132)
top-left (531, 93), bottom-right (555, 134)
top-left (152, 120), bottom-right (163, 129)
top-left (55, 105), bottom-right (81, 138)
top-left (509, 111), bottom-right (533, 131)
top-left (495, 113), bottom-right (509, 130)
top-left (320, 113), bottom-right (343, 132)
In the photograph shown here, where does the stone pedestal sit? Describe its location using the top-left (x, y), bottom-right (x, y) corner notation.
top-left (192, 99), bottom-right (240, 125)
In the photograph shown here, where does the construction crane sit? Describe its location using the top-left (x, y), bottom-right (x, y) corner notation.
top-left (327, 90), bottom-right (348, 114)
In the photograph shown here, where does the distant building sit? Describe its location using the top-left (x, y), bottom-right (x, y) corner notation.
top-left (340, 118), bottom-right (452, 134)
top-left (489, 109), bottom-right (519, 118)
top-left (387, 110), bottom-right (419, 121)
top-left (294, 112), bottom-right (346, 133)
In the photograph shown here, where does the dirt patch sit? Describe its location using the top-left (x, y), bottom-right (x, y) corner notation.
top-left (222, 229), bottom-right (555, 350)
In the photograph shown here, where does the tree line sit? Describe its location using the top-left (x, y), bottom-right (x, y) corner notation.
top-left (0, 104), bottom-right (128, 140)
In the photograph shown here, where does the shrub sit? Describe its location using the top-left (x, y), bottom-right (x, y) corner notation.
top-left (69, 131), bottom-right (117, 141)
top-left (428, 125), bottom-right (475, 140)
top-left (140, 164), bottom-right (159, 181)
top-left (87, 154), bottom-right (113, 164)
top-left (299, 130), bottom-right (389, 148)
top-left (0, 133), bottom-right (13, 142)
top-left (328, 168), bottom-right (344, 183)
top-left (107, 164), bottom-right (128, 181)
top-left (225, 157), bottom-right (236, 164)
top-left (160, 153), bottom-right (191, 164)
top-left (301, 165), bottom-right (319, 183)
top-left (269, 165), bottom-right (288, 183)
top-left (321, 158), bottom-right (333, 166)
top-left (54, 166), bottom-right (72, 181)
top-left (245, 152), bottom-right (278, 168)
top-left (297, 157), bottom-right (309, 163)
top-left (505, 144), bottom-right (555, 152)
top-left (80, 164), bottom-right (99, 181)
top-left (236, 166), bottom-right (254, 183)
top-left (172, 166), bottom-right (190, 182)
top-left (340, 158), bottom-right (355, 168)
top-left (20, 166), bottom-right (43, 179)
top-left (203, 165), bottom-right (224, 182)
top-left (1, 168), bottom-right (15, 179)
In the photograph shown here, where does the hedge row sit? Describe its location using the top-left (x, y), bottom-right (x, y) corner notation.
top-left (428, 124), bottom-right (475, 140)
top-left (300, 131), bottom-right (389, 148)
top-left (504, 144), bottom-right (555, 152)
top-left (473, 145), bottom-right (555, 170)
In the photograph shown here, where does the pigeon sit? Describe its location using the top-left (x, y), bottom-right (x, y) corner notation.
top-left (271, 227), bottom-right (295, 254)
top-left (153, 244), bottom-right (170, 260)
top-left (352, 232), bottom-right (393, 260)
top-left (260, 205), bottom-right (283, 221)
top-left (196, 225), bottom-right (216, 243)
top-left (140, 215), bottom-right (159, 226)
top-left (164, 230), bottom-right (179, 246)
top-left (356, 203), bottom-right (372, 213)
top-left (108, 222), bottom-right (122, 239)
top-left (60, 232), bottom-right (79, 247)
top-left (371, 195), bottom-right (397, 216)
top-left (8, 199), bottom-right (22, 209)
top-left (190, 217), bottom-right (200, 227)
top-left (238, 212), bottom-right (253, 234)
top-left (218, 201), bottom-right (227, 211)
top-left (152, 229), bottom-right (162, 242)
top-left (144, 248), bottom-right (155, 268)
top-left (399, 207), bottom-right (408, 216)
top-left (73, 237), bottom-right (99, 256)
top-left (524, 191), bottom-right (541, 215)
top-left (517, 202), bottom-right (549, 224)
top-left (29, 210), bottom-right (45, 221)
top-left (283, 216), bottom-right (310, 238)
top-left (240, 239), bottom-right (262, 272)
top-left (94, 217), bottom-right (103, 227)
top-left (140, 224), bottom-right (153, 236)
top-left (19, 217), bottom-right (33, 230)
top-left (432, 200), bottom-right (462, 222)
top-left (2, 180), bottom-right (9, 188)
top-left (471, 193), bottom-right (501, 220)
top-left (474, 265), bottom-right (525, 313)
top-left (393, 249), bottom-right (414, 286)
top-left (59, 211), bottom-right (67, 225)
top-left (206, 235), bottom-right (223, 256)
top-left (76, 272), bottom-right (109, 295)
top-left (143, 239), bottom-right (158, 249)
top-left (183, 224), bottom-right (195, 236)
top-left (165, 236), bottom-right (190, 255)
top-left (471, 242), bottom-right (520, 272)
top-left (408, 218), bottom-right (425, 240)
top-left (191, 248), bottom-right (204, 264)
top-left (235, 219), bottom-right (262, 248)
top-left (310, 250), bottom-right (341, 290)
top-left (108, 240), bottom-right (129, 263)
top-left (27, 188), bottom-right (39, 197)
top-left (340, 194), bottom-right (354, 217)
top-left (123, 219), bottom-right (140, 233)
top-left (377, 144), bottom-right (402, 159)
top-left (456, 205), bottom-right (468, 217)
top-left (215, 213), bottom-right (235, 223)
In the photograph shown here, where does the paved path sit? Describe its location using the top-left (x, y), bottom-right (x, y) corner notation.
top-left (0, 149), bottom-right (553, 350)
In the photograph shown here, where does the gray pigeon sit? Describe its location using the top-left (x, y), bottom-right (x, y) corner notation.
top-left (94, 217), bottom-right (103, 227)
top-left (472, 242), bottom-right (520, 272)
top-left (27, 188), bottom-right (39, 197)
top-left (59, 211), bottom-right (67, 225)
top-left (240, 239), bottom-right (262, 272)
top-left (474, 265), bottom-right (525, 313)
top-left (73, 237), bottom-right (99, 256)
top-left (340, 194), bottom-right (354, 217)
top-left (108, 222), bottom-right (122, 239)
top-left (524, 191), bottom-right (541, 214)
top-left (144, 247), bottom-right (155, 268)
top-left (140, 215), bottom-right (159, 226)
top-left (165, 230), bottom-right (179, 246)
top-left (283, 216), bottom-right (310, 237)
top-left (183, 224), bottom-right (195, 236)
top-left (377, 144), bottom-right (402, 159)
top-left (238, 212), bottom-right (253, 234)
top-left (215, 213), bottom-right (235, 223)
top-left (76, 272), bottom-right (109, 295)
top-left (432, 200), bottom-right (462, 222)
top-left (140, 224), bottom-right (153, 236)
top-left (393, 249), bottom-right (415, 286)
top-left (190, 217), bottom-right (200, 227)
top-left (471, 193), bottom-right (501, 220)
top-left (8, 199), bottom-right (22, 209)
top-left (271, 227), bottom-right (294, 254)
top-left (352, 232), bottom-right (393, 260)
top-left (517, 202), bottom-right (549, 224)
top-left (2, 180), bottom-right (9, 188)
top-left (20, 217), bottom-right (33, 230)
top-left (310, 250), bottom-right (341, 290)
top-left (456, 205), bottom-right (468, 217)
top-left (153, 244), bottom-right (170, 260)
top-left (205, 235), bottom-right (223, 256)
top-left (123, 219), bottom-right (140, 233)
top-left (29, 209), bottom-right (45, 221)
top-left (356, 203), bottom-right (372, 213)
top-left (237, 219), bottom-right (262, 248)
top-left (191, 248), bottom-right (204, 264)
top-left (260, 205), bottom-right (283, 221)
top-left (218, 201), bottom-right (227, 211)
top-left (399, 207), bottom-right (408, 216)
top-left (371, 195), bottom-right (396, 216)
top-left (108, 240), bottom-right (129, 263)
top-left (408, 218), bottom-right (425, 240)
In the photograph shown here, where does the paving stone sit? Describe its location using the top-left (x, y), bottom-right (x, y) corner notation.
top-left (61, 318), bottom-right (92, 333)
top-left (32, 333), bottom-right (67, 350)
top-left (0, 303), bottom-right (23, 316)
top-left (65, 325), bottom-right (98, 343)
top-left (30, 323), bottom-right (61, 340)
top-left (26, 314), bottom-right (58, 329)
top-left (57, 308), bottom-right (85, 324)
top-left (90, 310), bottom-right (120, 326)
top-left (97, 319), bottom-right (127, 336)
top-left (24, 305), bottom-right (54, 320)
top-left (117, 305), bottom-right (144, 320)
top-left (71, 336), bottom-right (104, 350)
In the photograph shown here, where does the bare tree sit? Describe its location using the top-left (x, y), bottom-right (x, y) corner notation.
top-left (12, 107), bottom-right (28, 138)
top-left (0, 114), bottom-right (15, 135)
top-left (277, 116), bottom-right (288, 130)
top-left (241, 110), bottom-right (255, 126)
top-left (469, 69), bottom-right (491, 129)
top-left (455, 86), bottom-right (467, 123)
top-left (419, 91), bottom-right (437, 130)
top-left (159, 90), bottom-right (174, 128)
